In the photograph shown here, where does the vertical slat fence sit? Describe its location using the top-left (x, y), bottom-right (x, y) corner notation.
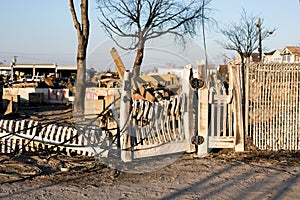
top-left (247, 63), bottom-right (300, 150)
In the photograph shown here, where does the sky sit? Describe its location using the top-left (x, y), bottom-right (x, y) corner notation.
top-left (0, 0), bottom-right (299, 71)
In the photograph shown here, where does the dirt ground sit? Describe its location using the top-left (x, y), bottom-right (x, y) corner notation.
top-left (1, 105), bottom-right (300, 200)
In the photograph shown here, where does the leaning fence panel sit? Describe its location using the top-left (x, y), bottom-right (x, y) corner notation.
top-left (119, 66), bottom-right (195, 162)
top-left (247, 63), bottom-right (300, 150)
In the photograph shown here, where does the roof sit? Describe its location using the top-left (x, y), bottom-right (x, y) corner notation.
top-left (56, 65), bottom-right (77, 70)
top-left (0, 64), bottom-right (9, 67)
top-left (14, 63), bottom-right (57, 69)
top-left (264, 50), bottom-right (277, 55)
top-left (284, 46), bottom-right (300, 54)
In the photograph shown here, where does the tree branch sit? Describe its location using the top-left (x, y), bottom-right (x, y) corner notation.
top-left (69, 0), bottom-right (82, 36)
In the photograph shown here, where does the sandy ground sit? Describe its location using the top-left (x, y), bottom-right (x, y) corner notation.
top-left (0, 105), bottom-right (300, 200)
top-left (1, 152), bottom-right (300, 200)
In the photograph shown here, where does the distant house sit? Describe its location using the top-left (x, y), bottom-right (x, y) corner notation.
top-left (235, 46), bottom-right (300, 64)
top-left (280, 46), bottom-right (300, 63)
top-left (263, 50), bottom-right (282, 63)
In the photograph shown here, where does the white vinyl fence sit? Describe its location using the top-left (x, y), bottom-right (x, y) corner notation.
top-left (247, 63), bottom-right (300, 150)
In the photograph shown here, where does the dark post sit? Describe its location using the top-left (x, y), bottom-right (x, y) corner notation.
top-left (0, 75), bottom-right (3, 114)
top-left (257, 18), bottom-right (262, 62)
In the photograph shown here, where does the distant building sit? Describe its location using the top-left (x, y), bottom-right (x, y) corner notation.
top-left (263, 50), bottom-right (282, 63)
top-left (0, 63), bottom-right (77, 79)
top-left (12, 63), bottom-right (57, 77)
top-left (157, 68), bottom-right (185, 78)
top-left (0, 64), bottom-right (10, 76)
top-left (235, 46), bottom-right (300, 64)
top-left (281, 46), bottom-right (300, 63)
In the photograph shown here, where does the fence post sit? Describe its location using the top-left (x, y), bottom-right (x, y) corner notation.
top-left (120, 70), bottom-right (133, 162)
top-left (0, 76), bottom-right (3, 114)
top-left (197, 64), bottom-right (209, 156)
top-left (244, 59), bottom-right (250, 146)
top-left (182, 65), bottom-right (195, 153)
top-left (229, 61), bottom-right (245, 151)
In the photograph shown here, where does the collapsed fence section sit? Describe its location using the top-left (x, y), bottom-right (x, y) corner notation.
top-left (247, 63), bottom-right (300, 150)
top-left (0, 119), bottom-right (108, 156)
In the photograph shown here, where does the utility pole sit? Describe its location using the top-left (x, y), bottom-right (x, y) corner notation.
top-left (202, 0), bottom-right (208, 77)
top-left (10, 56), bottom-right (17, 81)
top-left (257, 18), bottom-right (262, 62)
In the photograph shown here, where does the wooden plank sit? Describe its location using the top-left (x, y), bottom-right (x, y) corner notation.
top-left (134, 74), bottom-right (179, 85)
top-left (208, 136), bottom-right (235, 148)
top-left (229, 61), bottom-right (245, 152)
top-left (214, 94), bottom-right (229, 101)
top-left (137, 84), bottom-right (156, 102)
top-left (110, 48), bottom-right (126, 80)
top-left (133, 140), bottom-right (189, 159)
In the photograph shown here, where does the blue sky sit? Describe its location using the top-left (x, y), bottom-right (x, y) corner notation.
top-left (0, 0), bottom-right (299, 70)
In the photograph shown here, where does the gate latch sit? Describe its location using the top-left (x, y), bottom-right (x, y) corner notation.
top-left (191, 135), bottom-right (204, 145)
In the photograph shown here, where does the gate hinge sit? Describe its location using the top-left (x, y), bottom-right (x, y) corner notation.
top-left (190, 78), bottom-right (205, 90)
top-left (191, 135), bottom-right (204, 145)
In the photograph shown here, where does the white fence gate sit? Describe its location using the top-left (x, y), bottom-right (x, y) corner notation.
top-left (198, 62), bottom-right (245, 155)
top-left (207, 77), bottom-right (234, 148)
top-left (120, 63), bottom-right (245, 161)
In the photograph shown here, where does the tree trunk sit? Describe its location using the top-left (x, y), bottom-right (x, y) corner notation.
top-left (69, 0), bottom-right (89, 116)
top-left (74, 46), bottom-right (86, 116)
top-left (132, 40), bottom-right (144, 77)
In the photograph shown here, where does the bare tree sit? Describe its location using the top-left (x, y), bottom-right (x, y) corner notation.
top-left (97, 0), bottom-right (212, 77)
top-left (69, 0), bottom-right (89, 115)
top-left (218, 9), bottom-right (275, 65)
top-left (218, 9), bottom-right (275, 134)
top-left (218, 9), bottom-right (275, 95)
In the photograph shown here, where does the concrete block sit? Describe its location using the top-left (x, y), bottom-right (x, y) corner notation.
top-left (29, 93), bottom-right (43, 105)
